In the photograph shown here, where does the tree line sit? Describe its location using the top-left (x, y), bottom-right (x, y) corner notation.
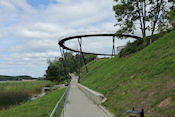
top-left (45, 52), bottom-right (96, 82)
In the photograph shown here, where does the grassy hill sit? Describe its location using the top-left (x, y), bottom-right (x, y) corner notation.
top-left (80, 30), bottom-right (175, 117)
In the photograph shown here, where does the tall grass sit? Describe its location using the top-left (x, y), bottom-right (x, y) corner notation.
top-left (0, 80), bottom-right (54, 94)
top-left (0, 80), bottom-right (54, 110)
top-left (0, 92), bottom-right (30, 109)
top-left (0, 89), bottom-right (66, 117)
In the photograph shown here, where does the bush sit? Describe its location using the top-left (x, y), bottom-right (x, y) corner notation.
top-left (118, 31), bottom-right (171, 58)
top-left (45, 52), bottom-right (96, 82)
top-left (119, 39), bottom-right (146, 57)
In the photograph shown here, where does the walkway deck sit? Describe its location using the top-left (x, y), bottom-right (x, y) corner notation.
top-left (64, 74), bottom-right (111, 117)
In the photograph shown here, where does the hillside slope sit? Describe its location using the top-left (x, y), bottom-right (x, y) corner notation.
top-left (80, 30), bottom-right (175, 117)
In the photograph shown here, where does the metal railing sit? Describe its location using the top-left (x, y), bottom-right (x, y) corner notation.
top-left (50, 84), bottom-right (71, 117)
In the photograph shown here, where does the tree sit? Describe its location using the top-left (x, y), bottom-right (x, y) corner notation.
top-left (45, 58), bottom-right (68, 82)
top-left (113, 0), bottom-right (171, 45)
top-left (168, 8), bottom-right (175, 29)
top-left (148, 0), bottom-right (166, 43)
top-left (45, 52), bottom-right (96, 82)
top-left (167, 0), bottom-right (175, 29)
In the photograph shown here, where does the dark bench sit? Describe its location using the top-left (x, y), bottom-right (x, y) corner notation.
top-left (127, 108), bottom-right (144, 117)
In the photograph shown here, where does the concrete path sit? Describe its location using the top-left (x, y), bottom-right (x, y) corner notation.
top-left (64, 74), bottom-right (111, 117)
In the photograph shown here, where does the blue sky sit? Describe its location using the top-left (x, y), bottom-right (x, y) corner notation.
top-left (27, 0), bottom-right (56, 8)
top-left (0, 0), bottom-right (135, 77)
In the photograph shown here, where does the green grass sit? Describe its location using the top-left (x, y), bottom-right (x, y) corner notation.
top-left (80, 30), bottom-right (175, 117)
top-left (0, 80), bottom-right (54, 109)
top-left (0, 80), bottom-right (54, 94)
top-left (0, 88), bottom-right (65, 117)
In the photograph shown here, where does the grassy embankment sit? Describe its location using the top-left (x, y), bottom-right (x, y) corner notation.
top-left (0, 80), bottom-right (54, 109)
top-left (0, 88), bottom-right (65, 117)
top-left (80, 30), bottom-right (175, 117)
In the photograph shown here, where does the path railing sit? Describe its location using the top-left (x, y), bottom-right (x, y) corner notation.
top-left (50, 84), bottom-right (71, 117)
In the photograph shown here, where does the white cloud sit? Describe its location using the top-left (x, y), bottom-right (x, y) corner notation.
top-left (12, 51), bottom-right (60, 59)
top-left (0, 0), bottom-right (17, 12)
top-left (0, 0), bottom-right (132, 77)
top-left (8, 45), bottom-right (25, 52)
top-left (0, 30), bottom-right (8, 39)
top-left (2, 0), bottom-right (36, 13)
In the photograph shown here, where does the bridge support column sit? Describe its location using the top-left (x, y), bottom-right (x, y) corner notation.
top-left (59, 46), bottom-right (68, 78)
top-left (78, 38), bottom-right (88, 73)
top-left (112, 36), bottom-right (116, 56)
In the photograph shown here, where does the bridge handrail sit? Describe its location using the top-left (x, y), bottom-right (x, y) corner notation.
top-left (50, 84), bottom-right (70, 117)
top-left (58, 31), bottom-right (116, 41)
top-left (58, 32), bottom-right (141, 56)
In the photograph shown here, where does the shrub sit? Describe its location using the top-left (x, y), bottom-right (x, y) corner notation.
top-left (119, 39), bottom-right (146, 57)
top-left (118, 31), bottom-right (170, 58)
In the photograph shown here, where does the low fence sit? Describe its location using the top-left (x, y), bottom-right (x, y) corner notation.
top-left (50, 84), bottom-right (70, 117)
top-left (78, 83), bottom-right (106, 104)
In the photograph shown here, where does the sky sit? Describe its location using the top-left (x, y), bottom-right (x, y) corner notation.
top-left (0, 0), bottom-right (136, 77)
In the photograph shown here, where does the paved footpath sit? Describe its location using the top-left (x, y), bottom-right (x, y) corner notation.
top-left (64, 74), bottom-right (112, 117)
